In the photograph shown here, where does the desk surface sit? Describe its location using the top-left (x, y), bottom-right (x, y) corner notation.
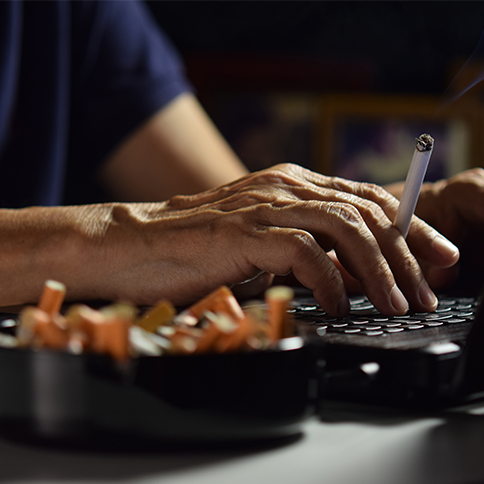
top-left (2, 407), bottom-right (484, 484)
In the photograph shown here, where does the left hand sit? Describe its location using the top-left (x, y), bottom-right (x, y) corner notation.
top-left (408, 168), bottom-right (484, 291)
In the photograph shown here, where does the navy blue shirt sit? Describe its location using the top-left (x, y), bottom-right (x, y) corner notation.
top-left (0, 0), bottom-right (191, 207)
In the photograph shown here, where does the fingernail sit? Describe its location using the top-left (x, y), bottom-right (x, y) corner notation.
top-left (390, 285), bottom-right (409, 314)
top-left (336, 293), bottom-right (350, 316)
top-left (419, 279), bottom-right (438, 310)
top-left (432, 235), bottom-right (459, 258)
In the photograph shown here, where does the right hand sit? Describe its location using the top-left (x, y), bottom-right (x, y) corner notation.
top-left (101, 163), bottom-right (459, 316)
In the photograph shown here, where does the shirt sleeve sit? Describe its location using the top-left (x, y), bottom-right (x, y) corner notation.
top-left (68, 0), bottom-right (193, 178)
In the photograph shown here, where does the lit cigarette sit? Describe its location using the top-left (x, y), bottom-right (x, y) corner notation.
top-left (393, 134), bottom-right (434, 238)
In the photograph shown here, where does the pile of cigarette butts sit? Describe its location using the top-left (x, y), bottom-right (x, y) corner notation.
top-left (1, 280), bottom-right (296, 361)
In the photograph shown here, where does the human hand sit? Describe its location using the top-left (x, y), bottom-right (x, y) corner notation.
top-left (412, 168), bottom-right (484, 291)
top-left (109, 163), bottom-right (458, 316)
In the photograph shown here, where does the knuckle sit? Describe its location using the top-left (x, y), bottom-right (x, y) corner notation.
top-left (286, 230), bottom-right (318, 261)
top-left (326, 202), bottom-right (363, 227)
top-left (359, 182), bottom-right (391, 203)
top-left (273, 162), bottom-right (297, 172)
top-left (468, 167), bottom-right (484, 178)
top-left (254, 169), bottom-right (288, 186)
top-left (256, 163), bottom-right (304, 186)
top-left (358, 200), bottom-right (390, 228)
top-left (399, 251), bottom-right (419, 274)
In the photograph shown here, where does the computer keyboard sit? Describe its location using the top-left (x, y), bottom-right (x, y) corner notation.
top-left (291, 295), bottom-right (480, 337)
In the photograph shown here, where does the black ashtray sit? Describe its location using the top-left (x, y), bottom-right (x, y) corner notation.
top-left (0, 337), bottom-right (317, 448)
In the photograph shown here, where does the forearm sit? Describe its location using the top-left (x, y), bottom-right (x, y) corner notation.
top-left (0, 201), bottom-right (231, 308)
top-left (99, 93), bottom-right (249, 202)
top-left (0, 204), bottom-right (148, 306)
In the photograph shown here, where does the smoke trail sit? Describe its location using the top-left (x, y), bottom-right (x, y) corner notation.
top-left (441, 28), bottom-right (484, 107)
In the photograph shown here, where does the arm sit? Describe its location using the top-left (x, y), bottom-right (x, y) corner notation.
top-left (98, 93), bottom-right (249, 201)
top-left (0, 164), bottom-right (458, 316)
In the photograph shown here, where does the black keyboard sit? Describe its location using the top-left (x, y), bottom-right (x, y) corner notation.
top-left (291, 295), bottom-right (480, 338)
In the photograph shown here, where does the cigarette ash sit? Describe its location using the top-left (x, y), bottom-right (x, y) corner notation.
top-left (415, 133), bottom-right (434, 152)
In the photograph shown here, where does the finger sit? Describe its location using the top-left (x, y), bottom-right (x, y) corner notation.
top-left (321, 194), bottom-right (441, 312)
top-left (297, 168), bottom-right (461, 269)
top-left (406, 218), bottom-right (460, 269)
top-left (246, 199), bottom-right (424, 314)
top-left (327, 250), bottom-right (363, 295)
top-left (242, 201), bottom-right (410, 316)
top-left (323, 178), bottom-right (460, 268)
top-left (240, 226), bottom-right (350, 316)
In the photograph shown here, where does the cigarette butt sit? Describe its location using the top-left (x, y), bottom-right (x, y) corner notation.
top-left (136, 300), bottom-right (176, 333)
top-left (172, 326), bottom-right (203, 354)
top-left (37, 280), bottom-right (66, 316)
top-left (265, 286), bottom-right (295, 341)
top-left (156, 323), bottom-right (203, 354)
top-left (67, 332), bottom-right (88, 355)
top-left (100, 302), bottom-right (138, 322)
top-left (184, 286), bottom-right (244, 324)
top-left (92, 315), bottom-right (131, 362)
top-left (65, 304), bottom-right (106, 351)
top-left (129, 326), bottom-right (169, 356)
top-left (20, 307), bottom-right (69, 349)
top-left (222, 308), bottom-right (272, 352)
top-left (169, 334), bottom-right (198, 354)
top-left (195, 311), bottom-right (238, 353)
top-left (216, 313), bottom-right (255, 353)
top-left (172, 312), bottom-right (198, 326)
top-left (18, 306), bottom-right (46, 346)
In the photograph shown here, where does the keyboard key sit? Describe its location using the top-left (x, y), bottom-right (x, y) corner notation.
top-left (295, 305), bottom-right (319, 311)
top-left (437, 299), bottom-right (456, 306)
top-left (435, 306), bottom-right (452, 313)
top-left (457, 297), bottom-right (476, 304)
top-left (456, 312), bottom-right (474, 318)
top-left (361, 330), bottom-right (384, 336)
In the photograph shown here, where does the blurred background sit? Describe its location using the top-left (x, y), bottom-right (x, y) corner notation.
top-left (147, 1), bottom-right (484, 185)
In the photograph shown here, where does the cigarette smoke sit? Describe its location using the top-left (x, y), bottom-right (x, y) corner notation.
top-left (440, 29), bottom-right (484, 107)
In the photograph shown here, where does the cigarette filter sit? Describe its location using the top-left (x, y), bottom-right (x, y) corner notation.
top-left (265, 286), bottom-right (295, 341)
top-left (136, 300), bottom-right (176, 333)
top-left (91, 316), bottom-right (131, 362)
top-left (37, 279), bottom-right (66, 316)
top-left (196, 311), bottom-right (239, 353)
top-left (65, 304), bottom-right (106, 352)
top-left (20, 307), bottom-right (69, 349)
top-left (394, 134), bottom-right (434, 238)
top-left (129, 326), bottom-right (168, 357)
top-left (216, 313), bottom-right (261, 353)
top-left (183, 286), bottom-right (245, 324)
